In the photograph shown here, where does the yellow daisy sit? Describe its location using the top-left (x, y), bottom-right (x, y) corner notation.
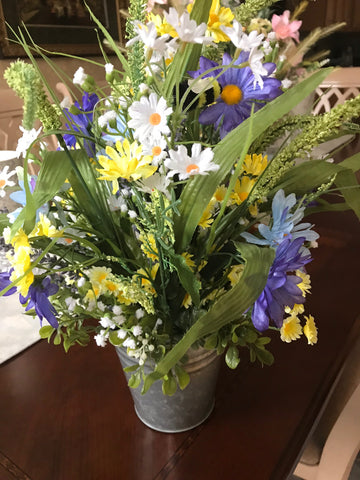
top-left (280, 315), bottom-right (303, 343)
top-left (303, 315), bottom-right (318, 345)
top-left (198, 199), bottom-right (216, 229)
top-left (147, 12), bottom-right (178, 38)
top-left (9, 246), bottom-right (34, 297)
top-left (285, 303), bottom-right (305, 316)
top-left (296, 270), bottom-right (311, 297)
top-left (230, 176), bottom-right (256, 205)
top-left (188, 0), bottom-right (234, 43)
top-left (31, 213), bottom-right (62, 238)
top-left (182, 252), bottom-right (196, 270)
top-left (97, 139), bottom-right (157, 193)
top-left (242, 154), bottom-right (268, 177)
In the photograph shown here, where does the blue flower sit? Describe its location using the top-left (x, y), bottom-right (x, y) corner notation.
top-left (242, 189), bottom-right (319, 247)
top-left (102, 115), bottom-right (127, 145)
top-left (0, 270), bottom-right (17, 296)
top-left (9, 176), bottom-right (48, 223)
top-left (20, 277), bottom-right (59, 328)
top-left (63, 92), bottom-right (99, 156)
top-left (252, 236), bottom-right (312, 332)
top-left (189, 52), bottom-right (282, 138)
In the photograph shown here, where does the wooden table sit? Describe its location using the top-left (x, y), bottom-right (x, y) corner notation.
top-left (1, 210), bottom-right (359, 480)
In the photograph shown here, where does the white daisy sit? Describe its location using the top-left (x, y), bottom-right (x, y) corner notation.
top-left (0, 165), bottom-right (16, 198)
top-left (164, 8), bottom-right (213, 45)
top-left (16, 125), bottom-right (42, 158)
top-left (128, 93), bottom-right (173, 143)
top-left (248, 48), bottom-right (268, 88)
top-left (239, 30), bottom-right (264, 52)
top-left (138, 172), bottom-right (171, 198)
top-left (220, 20), bottom-right (244, 49)
top-left (165, 143), bottom-right (219, 180)
top-left (142, 136), bottom-right (168, 165)
top-left (127, 21), bottom-right (169, 55)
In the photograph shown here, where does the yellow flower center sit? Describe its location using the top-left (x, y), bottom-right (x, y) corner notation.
top-left (152, 145), bottom-right (162, 156)
top-left (186, 164), bottom-right (199, 174)
top-left (0, 180), bottom-right (5, 188)
top-left (209, 13), bottom-right (219, 27)
top-left (239, 191), bottom-right (248, 202)
top-left (149, 113), bottom-right (161, 125)
top-left (221, 84), bottom-right (243, 105)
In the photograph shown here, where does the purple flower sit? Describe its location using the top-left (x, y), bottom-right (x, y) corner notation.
top-left (252, 237), bottom-right (312, 332)
top-left (63, 92), bottom-right (99, 156)
top-left (0, 270), bottom-right (17, 296)
top-left (189, 52), bottom-right (282, 138)
top-left (20, 277), bottom-right (59, 328)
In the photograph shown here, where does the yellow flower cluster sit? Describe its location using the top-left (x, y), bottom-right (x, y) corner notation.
top-left (5, 214), bottom-right (63, 297)
top-left (230, 154), bottom-right (268, 216)
top-left (87, 266), bottom-right (133, 304)
top-left (280, 271), bottom-right (317, 345)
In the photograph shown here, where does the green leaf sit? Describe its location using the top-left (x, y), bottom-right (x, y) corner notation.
top-left (253, 345), bottom-right (274, 366)
top-left (0, 213), bottom-right (10, 235)
top-left (204, 333), bottom-right (219, 350)
top-left (53, 333), bottom-right (62, 345)
top-left (128, 371), bottom-right (141, 389)
top-left (335, 169), bottom-right (360, 220)
top-left (174, 68), bottom-right (333, 252)
top-left (123, 364), bottom-right (139, 373)
top-left (142, 243), bottom-right (275, 393)
top-left (225, 345), bottom-right (240, 370)
top-left (63, 337), bottom-right (72, 352)
top-left (39, 325), bottom-right (54, 339)
top-left (109, 330), bottom-right (122, 346)
top-left (168, 252), bottom-right (201, 306)
top-left (174, 364), bottom-right (190, 390)
top-left (162, 373), bottom-right (178, 396)
top-left (11, 150), bottom-right (72, 235)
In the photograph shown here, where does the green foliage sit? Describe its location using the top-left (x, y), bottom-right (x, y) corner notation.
top-left (235, 0), bottom-right (280, 26)
top-left (162, 372), bottom-right (178, 396)
top-left (174, 364), bottom-right (190, 390)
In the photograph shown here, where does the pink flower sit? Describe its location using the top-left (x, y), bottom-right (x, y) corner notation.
top-left (271, 10), bottom-right (302, 43)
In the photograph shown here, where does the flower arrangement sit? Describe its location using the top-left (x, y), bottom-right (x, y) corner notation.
top-left (1, 0), bottom-right (360, 395)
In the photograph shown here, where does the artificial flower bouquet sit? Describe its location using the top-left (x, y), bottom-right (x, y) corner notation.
top-left (1, 0), bottom-right (360, 395)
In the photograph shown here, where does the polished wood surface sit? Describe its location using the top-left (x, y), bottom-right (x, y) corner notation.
top-left (0, 210), bottom-right (359, 480)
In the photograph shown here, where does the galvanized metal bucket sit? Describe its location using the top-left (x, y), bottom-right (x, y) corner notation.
top-left (115, 346), bottom-right (221, 433)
